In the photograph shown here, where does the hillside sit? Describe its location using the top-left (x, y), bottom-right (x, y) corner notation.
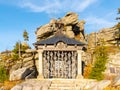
top-left (0, 12), bottom-right (120, 90)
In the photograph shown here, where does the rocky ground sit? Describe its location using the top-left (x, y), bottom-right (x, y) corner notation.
top-left (2, 75), bottom-right (120, 90)
top-left (11, 79), bottom-right (51, 90)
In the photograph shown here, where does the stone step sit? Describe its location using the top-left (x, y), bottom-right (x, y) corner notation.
top-left (49, 86), bottom-right (82, 90)
top-left (49, 80), bottom-right (83, 90)
top-left (50, 83), bottom-right (76, 87)
top-left (49, 88), bottom-right (81, 90)
top-left (50, 81), bottom-right (85, 87)
top-left (50, 79), bottom-right (77, 84)
top-left (48, 79), bottom-right (96, 90)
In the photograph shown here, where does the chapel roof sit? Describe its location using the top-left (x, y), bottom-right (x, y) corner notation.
top-left (34, 30), bottom-right (85, 46)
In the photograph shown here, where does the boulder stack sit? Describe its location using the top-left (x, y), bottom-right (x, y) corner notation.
top-left (35, 12), bottom-right (86, 43)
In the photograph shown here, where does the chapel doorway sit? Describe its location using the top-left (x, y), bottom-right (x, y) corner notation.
top-left (43, 51), bottom-right (78, 79)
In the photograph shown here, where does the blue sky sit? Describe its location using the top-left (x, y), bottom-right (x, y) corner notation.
top-left (0, 0), bottom-right (119, 52)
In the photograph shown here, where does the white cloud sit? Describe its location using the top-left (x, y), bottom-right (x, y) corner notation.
top-left (19, 0), bottom-right (97, 14)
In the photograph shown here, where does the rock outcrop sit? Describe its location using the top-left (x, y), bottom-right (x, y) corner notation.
top-left (105, 52), bottom-right (120, 76)
top-left (90, 80), bottom-right (111, 90)
top-left (11, 79), bottom-right (51, 90)
top-left (61, 12), bottom-right (78, 25)
top-left (10, 67), bottom-right (34, 81)
top-left (113, 74), bottom-right (120, 86)
top-left (11, 79), bottom-right (111, 90)
top-left (35, 12), bottom-right (86, 42)
top-left (10, 49), bottom-right (38, 81)
top-left (88, 27), bottom-right (119, 51)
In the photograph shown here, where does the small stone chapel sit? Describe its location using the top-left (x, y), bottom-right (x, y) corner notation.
top-left (34, 22), bottom-right (85, 79)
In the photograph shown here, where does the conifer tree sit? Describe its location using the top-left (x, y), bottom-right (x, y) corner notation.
top-left (114, 8), bottom-right (120, 47)
top-left (23, 30), bottom-right (29, 41)
top-left (89, 46), bottom-right (108, 81)
top-left (0, 63), bottom-right (8, 82)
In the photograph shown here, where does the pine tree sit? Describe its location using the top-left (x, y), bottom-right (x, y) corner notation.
top-left (89, 46), bottom-right (108, 81)
top-left (12, 41), bottom-right (30, 60)
top-left (23, 30), bottom-right (29, 41)
top-left (114, 8), bottom-right (120, 47)
top-left (12, 41), bottom-right (20, 60)
top-left (0, 63), bottom-right (8, 82)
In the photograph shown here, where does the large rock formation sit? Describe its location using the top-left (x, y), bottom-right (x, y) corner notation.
top-left (10, 67), bottom-right (34, 81)
top-left (35, 12), bottom-right (86, 42)
top-left (87, 27), bottom-right (118, 51)
top-left (10, 49), bottom-right (38, 81)
top-left (61, 12), bottom-right (78, 25)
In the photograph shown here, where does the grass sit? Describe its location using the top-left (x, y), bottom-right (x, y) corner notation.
top-left (0, 80), bottom-right (24, 90)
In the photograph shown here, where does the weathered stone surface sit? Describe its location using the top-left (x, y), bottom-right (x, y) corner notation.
top-left (108, 53), bottom-right (120, 65)
top-left (77, 20), bottom-right (86, 31)
top-left (105, 52), bottom-right (120, 75)
top-left (36, 24), bottom-right (54, 41)
top-left (84, 80), bottom-right (110, 90)
top-left (84, 80), bottom-right (97, 89)
top-left (97, 27), bottom-right (117, 41)
top-left (62, 12), bottom-right (78, 25)
top-left (10, 48), bottom-right (38, 81)
top-left (66, 25), bottom-right (72, 31)
top-left (96, 80), bottom-right (111, 90)
top-left (22, 53), bottom-right (32, 58)
top-left (22, 84), bottom-right (33, 90)
top-left (23, 57), bottom-right (33, 62)
top-left (10, 67), bottom-right (32, 81)
top-left (88, 27), bottom-right (118, 50)
top-left (112, 75), bottom-right (120, 86)
top-left (41, 85), bottom-right (48, 90)
top-left (11, 85), bottom-right (23, 90)
top-left (33, 86), bottom-right (42, 90)
top-left (35, 12), bottom-right (86, 42)
top-left (11, 80), bottom-right (51, 90)
top-left (65, 26), bottom-right (75, 38)
top-left (25, 69), bottom-right (37, 79)
top-left (22, 60), bottom-right (34, 67)
top-left (25, 49), bottom-right (37, 53)
top-left (11, 61), bottom-right (22, 71)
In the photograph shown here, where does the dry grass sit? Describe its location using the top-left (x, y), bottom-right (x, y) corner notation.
top-left (105, 46), bottom-right (120, 54)
top-left (0, 83), bottom-right (3, 87)
top-left (0, 80), bottom-right (24, 90)
top-left (104, 86), bottom-right (120, 90)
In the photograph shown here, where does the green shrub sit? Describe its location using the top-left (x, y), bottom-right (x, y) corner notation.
top-left (89, 46), bottom-right (108, 81)
top-left (0, 65), bottom-right (9, 83)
